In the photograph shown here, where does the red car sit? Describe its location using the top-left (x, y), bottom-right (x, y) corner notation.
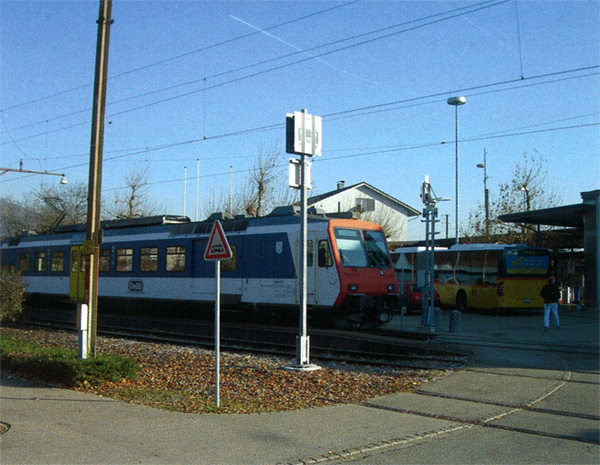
top-left (398, 282), bottom-right (441, 312)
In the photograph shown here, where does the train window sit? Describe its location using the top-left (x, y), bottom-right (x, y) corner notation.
top-left (99, 249), bottom-right (110, 272)
top-left (51, 251), bottom-right (64, 272)
top-left (166, 246), bottom-right (186, 272)
top-left (334, 229), bottom-right (368, 267)
top-left (307, 240), bottom-right (314, 267)
top-left (363, 230), bottom-right (391, 268)
top-left (19, 253), bottom-right (31, 272)
top-left (34, 252), bottom-right (47, 272)
top-left (318, 240), bottom-right (333, 267)
top-left (71, 250), bottom-right (78, 273)
top-left (221, 245), bottom-right (237, 272)
top-left (140, 247), bottom-right (159, 272)
top-left (117, 248), bottom-right (134, 272)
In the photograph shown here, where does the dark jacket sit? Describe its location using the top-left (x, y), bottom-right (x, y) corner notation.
top-left (540, 282), bottom-right (560, 304)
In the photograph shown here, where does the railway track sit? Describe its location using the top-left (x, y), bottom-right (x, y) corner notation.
top-left (23, 307), bottom-right (468, 370)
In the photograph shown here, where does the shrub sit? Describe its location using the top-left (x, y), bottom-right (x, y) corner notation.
top-left (0, 267), bottom-right (27, 324)
top-left (0, 337), bottom-right (140, 387)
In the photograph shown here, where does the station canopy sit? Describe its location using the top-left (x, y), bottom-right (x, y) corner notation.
top-left (499, 203), bottom-right (593, 228)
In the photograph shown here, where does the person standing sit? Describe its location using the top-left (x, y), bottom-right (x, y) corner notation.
top-left (541, 276), bottom-right (561, 331)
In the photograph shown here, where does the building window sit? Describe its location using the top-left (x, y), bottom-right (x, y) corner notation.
top-left (166, 246), bottom-right (186, 272)
top-left (356, 198), bottom-right (375, 212)
top-left (51, 251), bottom-right (64, 272)
top-left (117, 248), bottom-right (134, 272)
top-left (19, 253), bottom-right (31, 272)
top-left (99, 249), bottom-right (110, 272)
top-left (35, 252), bottom-right (47, 272)
top-left (140, 247), bottom-right (159, 272)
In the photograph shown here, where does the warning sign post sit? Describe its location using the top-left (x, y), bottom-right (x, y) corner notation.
top-left (204, 220), bottom-right (232, 408)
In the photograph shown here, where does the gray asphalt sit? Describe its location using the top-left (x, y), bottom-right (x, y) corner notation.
top-left (1, 305), bottom-right (598, 465)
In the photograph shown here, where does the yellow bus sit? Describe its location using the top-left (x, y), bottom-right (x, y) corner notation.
top-left (393, 244), bottom-right (552, 311)
top-left (435, 244), bottom-right (552, 311)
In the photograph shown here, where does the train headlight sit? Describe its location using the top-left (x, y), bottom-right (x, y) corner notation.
top-left (387, 284), bottom-right (396, 292)
top-left (348, 284), bottom-right (358, 292)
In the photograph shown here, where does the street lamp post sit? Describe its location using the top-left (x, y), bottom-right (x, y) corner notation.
top-left (520, 185), bottom-right (531, 211)
top-left (0, 167), bottom-right (67, 185)
top-left (447, 96), bottom-right (466, 244)
top-left (476, 149), bottom-right (489, 238)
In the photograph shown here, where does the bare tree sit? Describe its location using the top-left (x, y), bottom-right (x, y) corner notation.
top-left (466, 152), bottom-right (561, 244)
top-left (107, 168), bottom-right (161, 219)
top-left (0, 182), bottom-right (89, 235)
top-left (204, 145), bottom-right (296, 218)
top-left (363, 208), bottom-right (405, 241)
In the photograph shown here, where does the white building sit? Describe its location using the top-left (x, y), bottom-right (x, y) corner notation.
top-left (307, 181), bottom-right (419, 242)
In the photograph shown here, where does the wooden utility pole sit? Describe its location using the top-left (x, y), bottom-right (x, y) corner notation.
top-left (83, 0), bottom-right (113, 357)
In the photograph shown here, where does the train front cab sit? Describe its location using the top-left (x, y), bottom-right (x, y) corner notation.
top-left (327, 219), bottom-right (398, 327)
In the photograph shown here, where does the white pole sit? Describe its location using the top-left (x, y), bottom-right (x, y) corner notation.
top-left (229, 165), bottom-right (233, 214)
top-left (183, 166), bottom-right (187, 217)
top-left (454, 106), bottom-right (459, 245)
top-left (195, 159), bottom-right (200, 221)
top-left (298, 151), bottom-right (309, 366)
top-left (215, 259), bottom-right (221, 408)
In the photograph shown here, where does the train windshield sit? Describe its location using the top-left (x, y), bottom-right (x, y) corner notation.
top-left (334, 228), bottom-right (391, 268)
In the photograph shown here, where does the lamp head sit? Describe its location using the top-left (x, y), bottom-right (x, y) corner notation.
top-left (447, 96), bottom-right (466, 106)
top-left (60, 176), bottom-right (68, 185)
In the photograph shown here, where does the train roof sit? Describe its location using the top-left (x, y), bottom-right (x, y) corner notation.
top-left (0, 210), bottom-right (366, 247)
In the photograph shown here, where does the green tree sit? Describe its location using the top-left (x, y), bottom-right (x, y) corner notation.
top-left (0, 267), bottom-right (26, 324)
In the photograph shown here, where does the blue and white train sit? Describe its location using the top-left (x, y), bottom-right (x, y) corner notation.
top-left (1, 212), bottom-right (399, 327)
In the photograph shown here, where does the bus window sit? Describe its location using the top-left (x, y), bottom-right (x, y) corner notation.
top-left (503, 249), bottom-right (550, 277)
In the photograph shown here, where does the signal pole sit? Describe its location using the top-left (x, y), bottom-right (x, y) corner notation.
top-left (420, 176), bottom-right (449, 330)
top-left (81, 0), bottom-right (113, 358)
top-left (286, 109), bottom-right (321, 371)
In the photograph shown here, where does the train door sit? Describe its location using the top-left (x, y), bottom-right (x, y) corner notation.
top-left (313, 237), bottom-right (337, 306)
top-left (297, 235), bottom-right (336, 306)
top-left (69, 246), bottom-right (85, 302)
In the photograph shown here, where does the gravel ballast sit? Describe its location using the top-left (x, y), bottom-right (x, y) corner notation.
top-left (2, 326), bottom-right (455, 414)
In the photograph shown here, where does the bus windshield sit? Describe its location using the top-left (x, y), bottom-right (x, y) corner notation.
top-left (502, 248), bottom-right (551, 277)
top-left (334, 228), bottom-right (391, 268)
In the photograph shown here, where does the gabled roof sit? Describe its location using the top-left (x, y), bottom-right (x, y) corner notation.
top-left (308, 182), bottom-right (420, 216)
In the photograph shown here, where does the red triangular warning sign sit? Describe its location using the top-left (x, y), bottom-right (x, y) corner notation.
top-left (204, 220), bottom-right (232, 260)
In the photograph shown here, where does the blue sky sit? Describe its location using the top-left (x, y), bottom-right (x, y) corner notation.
top-left (1, 0), bottom-right (598, 240)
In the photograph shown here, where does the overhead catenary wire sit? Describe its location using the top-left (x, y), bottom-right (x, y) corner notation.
top-left (8, 119), bottom-right (594, 193)
top-left (0, 0), bottom-right (361, 114)
top-left (1, 66), bottom-right (597, 178)
top-left (2, 0), bottom-right (509, 140)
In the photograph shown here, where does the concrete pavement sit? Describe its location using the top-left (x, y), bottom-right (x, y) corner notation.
top-left (1, 305), bottom-right (598, 464)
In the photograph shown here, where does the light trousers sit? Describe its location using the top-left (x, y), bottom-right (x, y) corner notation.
top-left (544, 303), bottom-right (560, 328)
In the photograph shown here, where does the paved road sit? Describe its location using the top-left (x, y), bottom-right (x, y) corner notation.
top-left (1, 306), bottom-right (598, 464)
